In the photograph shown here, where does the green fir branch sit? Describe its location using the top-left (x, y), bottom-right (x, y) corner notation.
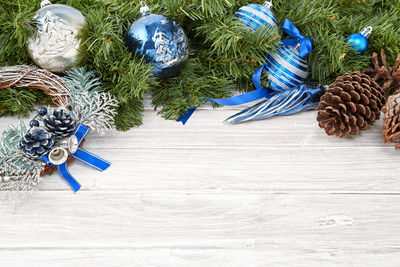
top-left (0, 0), bottom-right (399, 128)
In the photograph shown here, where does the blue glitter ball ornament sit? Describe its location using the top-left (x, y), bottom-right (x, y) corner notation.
top-left (235, 1), bottom-right (278, 31)
top-left (346, 26), bottom-right (373, 54)
top-left (125, 6), bottom-right (189, 78)
top-left (264, 45), bottom-right (309, 92)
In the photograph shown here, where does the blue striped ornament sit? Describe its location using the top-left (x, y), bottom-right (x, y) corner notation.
top-left (235, 2), bottom-right (278, 31)
top-left (264, 45), bottom-right (309, 92)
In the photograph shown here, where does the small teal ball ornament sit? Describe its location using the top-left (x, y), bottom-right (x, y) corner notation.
top-left (125, 6), bottom-right (189, 78)
top-left (346, 26), bottom-right (373, 54)
top-left (235, 1), bottom-right (278, 31)
top-left (265, 45), bottom-right (309, 92)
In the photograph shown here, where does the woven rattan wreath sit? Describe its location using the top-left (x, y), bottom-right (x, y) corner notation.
top-left (0, 65), bottom-right (70, 107)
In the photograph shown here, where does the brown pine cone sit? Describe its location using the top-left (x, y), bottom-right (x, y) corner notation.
top-left (364, 50), bottom-right (400, 93)
top-left (383, 93), bottom-right (400, 149)
top-left (317, 72), bottom-right (385, 137)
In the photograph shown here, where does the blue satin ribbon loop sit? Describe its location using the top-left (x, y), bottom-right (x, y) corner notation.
top-left (281, 19), bottom-right (313, 58)
top-left (42, 124), bottom-right (111, 192)
top-left (177, 108), bottom-right (197, 125)
top-left (74, 123), bottom-right (90, 143)
top-left (58, 163), bottom-right (81, 192)
top-left (253, 65), bottom-right (267, 91)
top-left (71, 148), bottom-right (111, 172)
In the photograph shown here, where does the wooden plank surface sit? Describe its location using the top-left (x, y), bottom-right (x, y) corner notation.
top-left (1, 102), bottom-right (399, 266)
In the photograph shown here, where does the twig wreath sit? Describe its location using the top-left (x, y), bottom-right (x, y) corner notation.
top-left (0, 66), bottom-right (118, 194)
top-left (0, 66), bottom-right (70, 107)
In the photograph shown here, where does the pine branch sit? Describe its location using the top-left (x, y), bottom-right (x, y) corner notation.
top-left (151, 59), bottom-right (235, 120)
top-left (0, 0), bottom-right (399, 127)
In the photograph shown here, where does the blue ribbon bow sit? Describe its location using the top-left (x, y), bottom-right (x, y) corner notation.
top-left (42, 124), bottom-right (111, 192)
top-left (281, 19), bottom-right (313, 58)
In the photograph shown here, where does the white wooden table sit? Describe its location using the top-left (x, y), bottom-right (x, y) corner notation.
top-left (1, 101), bottom-right (399, 266)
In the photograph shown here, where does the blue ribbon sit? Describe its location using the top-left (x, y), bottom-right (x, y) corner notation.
top-left (42, 124), bottom-right (111, 192)
top-left (177, 19), bottom-right (312, 125)
top-left (281, 19), bottom-right (313, 58)
top-left (177, 87), bottom-right (274, 125)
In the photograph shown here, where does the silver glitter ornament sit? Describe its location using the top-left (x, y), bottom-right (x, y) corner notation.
top-left (27, 0), bottom-right (86, 73)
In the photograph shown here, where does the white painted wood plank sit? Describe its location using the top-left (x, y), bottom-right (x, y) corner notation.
top-left (2, 192), bottom-right (400, 250)
top-left (1, 100), bottom-right (399, 267)
top-left (80, 111), bottom-right (392, 149)
top-left (1, 109), bottom-right (397, 192)
top-left (37, 147), bottom-right (400, 192)
top-left (1, 248), bottom-right (400, 267)
top-left (0, 110), bottom-right (390, 148)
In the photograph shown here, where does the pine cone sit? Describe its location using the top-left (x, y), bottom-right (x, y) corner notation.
top-left (364, 50), bottom-right (400, 93)
top-left (383, 93), bottom-right (400, 149)
top-left (43, 109), bottom-right (76, 140)
top-left (19, 127), bottom-right (54, 159)
top-left (317, 72), bottom-right (385, 137)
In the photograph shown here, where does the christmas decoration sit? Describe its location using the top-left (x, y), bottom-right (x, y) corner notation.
top-left (346, 26), bottom-right (372, 54)
top-left (383, 93), bottom-right (400, 149)
top-left (125, 5), bottom-right (189, 79)
top-left (364, 50), bottom-right (400, 93)
top-left (0, 67), bottom-right (118, 194)
top-left (27, 0), bottom-right (86, 72)
top-left (253, 19), bottom-right (312, 93)
top-left (43, 109), bottom-right (76, 141)
top-left (19, 127), bottom-right (54, 159)
top-left (235, 1), bottom-right (278, 31)
top-left (0, 65), bottom-right (70, 107)
top-left (225, 83), bottom-right (326, 124)
top-left (1, 0), bottom-right (399, 129)
top-left (317, 72), bottom-right (385, 138)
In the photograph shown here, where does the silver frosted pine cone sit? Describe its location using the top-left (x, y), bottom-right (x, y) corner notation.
top-left (27, 0), bottom-right (86, 72)
top-left (43, 109), bottom-right (76, 141)
top-left (19, 127), bottom-right (54, 159)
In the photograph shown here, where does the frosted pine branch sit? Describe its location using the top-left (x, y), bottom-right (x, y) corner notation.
top-left (0, 123), bottom-right (44, 192)
top-left (70, 91), bottom-right (118, 135)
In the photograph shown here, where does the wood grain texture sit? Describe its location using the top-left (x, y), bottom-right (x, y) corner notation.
top-left (0, 101), bottom-right (399, 266)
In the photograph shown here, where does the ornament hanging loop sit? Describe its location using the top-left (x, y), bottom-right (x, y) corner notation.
top-left (361, 26), bottom-right (373, 38)
top-left (40, 0), bottom-right (51, 7)
top-left (140, 6), bottom-right (150, 16)
top-left (139, 0), bottom-right (150, 16)
top-left (263, 1), bottom-right (273, 9)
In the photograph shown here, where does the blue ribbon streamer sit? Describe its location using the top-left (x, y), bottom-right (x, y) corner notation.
top-left (177, 87), bottom-right (274, 125)
top-left (281, 19), bottom-right (313, 58)
top-left (42, 124), bottom-right (111, 192)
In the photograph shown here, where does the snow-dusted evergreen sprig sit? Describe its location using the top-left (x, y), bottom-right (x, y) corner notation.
top-left (63, 68), bottom-right (119, 134)
top-left (0, 122), bottom-right (44, 192)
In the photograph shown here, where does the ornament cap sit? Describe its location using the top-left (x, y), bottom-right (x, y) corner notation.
top-left (360, 26), bottom-right (373, 38)
top-left (40, 0), bottom-right (52, 8)
top-left (48, 147), bottom-right (69, 165)
top-left (67, 136), bottom-right (79, 154)
top-left (140, 5), bottom-right (151, 16)
top-left (262, 1), bottom-right (273, 9)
